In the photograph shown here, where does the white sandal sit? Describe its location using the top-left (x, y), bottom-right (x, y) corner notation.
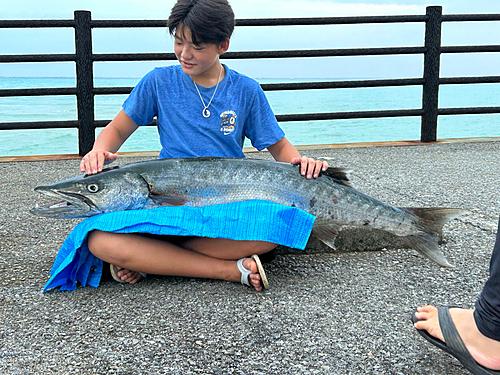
top-left (110, 264), bottom-right (147, 283)
top-left (236, 254), bottom-right (269, 289)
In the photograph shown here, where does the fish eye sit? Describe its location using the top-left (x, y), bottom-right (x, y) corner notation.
top-left (87, 184), bottom-right (100, 193)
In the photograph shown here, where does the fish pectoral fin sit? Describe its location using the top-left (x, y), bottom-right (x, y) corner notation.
top-left (149, 194), bottom-right (187, 206)
top-left (312, 224), bottom-right (343, 249)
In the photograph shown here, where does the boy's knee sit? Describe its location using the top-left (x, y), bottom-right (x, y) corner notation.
top-left (88, 231), bottom-right (130, 266)
top-left (87, 230), bottom-right (111, 257)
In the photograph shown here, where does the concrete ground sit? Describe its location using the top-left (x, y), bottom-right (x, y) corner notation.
top-left (0, 140), bottom-right (499, 374)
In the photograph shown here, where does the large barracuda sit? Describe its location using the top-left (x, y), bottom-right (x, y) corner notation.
top-left (31, 157), bottom-right (465, 267)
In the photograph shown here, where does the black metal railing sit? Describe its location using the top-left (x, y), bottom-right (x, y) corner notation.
top-left (1, 6), bottom-right (500, 155)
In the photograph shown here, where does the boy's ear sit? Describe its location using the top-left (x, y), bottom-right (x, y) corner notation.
top-left (218, 39), bottom-right (230, 55)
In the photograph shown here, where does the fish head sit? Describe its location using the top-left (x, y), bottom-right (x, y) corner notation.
top-left (31, 167), bottom-right (150, 219)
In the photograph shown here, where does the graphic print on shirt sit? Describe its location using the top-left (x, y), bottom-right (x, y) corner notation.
top-left (220, 110), bottom-right (237, 135)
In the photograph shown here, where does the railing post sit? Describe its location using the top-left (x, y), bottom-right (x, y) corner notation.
top-left (74, 10), bottom-right (95, 156)
top-left (421, 5), bottom-right (442, 142)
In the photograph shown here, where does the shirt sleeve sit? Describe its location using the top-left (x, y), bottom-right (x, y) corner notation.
top-left (122, 69), bottom-right (158, 126)
top-left (244, 84), bottom-right (285, 151)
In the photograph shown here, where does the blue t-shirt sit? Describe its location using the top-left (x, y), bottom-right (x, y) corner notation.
top-left (122, 65), bottom-right (285, 158)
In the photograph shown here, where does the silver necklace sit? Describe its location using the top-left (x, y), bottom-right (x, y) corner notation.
top-left (191, 64), bottom-right (223, 118)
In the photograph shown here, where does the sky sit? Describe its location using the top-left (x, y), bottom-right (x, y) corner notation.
top-left (1, 0), bottom-right (500, 79)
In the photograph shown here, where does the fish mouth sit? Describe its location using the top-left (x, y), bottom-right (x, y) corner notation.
top-left (30, 188), bottom-right (101, 218)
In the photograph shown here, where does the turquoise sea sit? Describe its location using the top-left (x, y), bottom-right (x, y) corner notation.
top-left (1, 76), bottom-right (500, 156)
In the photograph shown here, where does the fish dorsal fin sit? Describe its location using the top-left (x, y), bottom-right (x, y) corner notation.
top-left (312, 224), bottom-right (344, 249)
top-left (322, 167), bottom-right (352, 187)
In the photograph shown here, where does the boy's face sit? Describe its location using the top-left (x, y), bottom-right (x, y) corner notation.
top-left (174, 26), bottom-right (229, 82)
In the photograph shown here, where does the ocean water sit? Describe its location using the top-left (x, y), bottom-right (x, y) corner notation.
top-left (0, 77), bottom-right (499, 156)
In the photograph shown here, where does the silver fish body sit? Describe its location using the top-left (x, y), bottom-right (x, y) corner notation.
top-left (141, 158), bottom-right (410, 230)
top-left (31, 157), bottom-right (466, 267)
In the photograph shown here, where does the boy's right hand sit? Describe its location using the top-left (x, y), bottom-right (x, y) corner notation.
top-left (80, 150), bottom-right (118, 175)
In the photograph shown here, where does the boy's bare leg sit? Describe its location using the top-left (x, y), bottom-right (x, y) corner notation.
top-left (414, 305), bottom-right (500, 370)
top-left (88, 231), bottom-right (276, 291)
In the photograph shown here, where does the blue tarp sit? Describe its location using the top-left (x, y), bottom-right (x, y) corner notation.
top-left (44, 200), bottom-right (316, 292)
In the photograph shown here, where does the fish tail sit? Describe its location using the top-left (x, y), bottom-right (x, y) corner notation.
top-left (401, 208), bottom-right (467, 268)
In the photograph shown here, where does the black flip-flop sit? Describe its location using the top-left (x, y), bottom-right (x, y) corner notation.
top-left (412, 306), bottom-right (500, 375)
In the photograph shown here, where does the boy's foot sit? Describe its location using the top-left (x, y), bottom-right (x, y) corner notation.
top-left (414, 305), bottom-right (500, 371)
top-left (236, 256), bottom-right (267, 292)
top-left (110, 264), bottom-right (145, 284)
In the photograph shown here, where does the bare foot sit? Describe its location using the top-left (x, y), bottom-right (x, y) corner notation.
top-left (236, 258), bottom-right (263, 292)
top-left (115, 267), bottom-right (144, 284)
top-left (414, 305), bottom-right (500, 370)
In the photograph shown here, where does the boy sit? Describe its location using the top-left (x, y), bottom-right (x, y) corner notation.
top-left (80, 0), bottom-right (328, 291)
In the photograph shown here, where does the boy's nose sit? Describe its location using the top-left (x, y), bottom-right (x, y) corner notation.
top-left (180, 46), bottom-right (192, 60)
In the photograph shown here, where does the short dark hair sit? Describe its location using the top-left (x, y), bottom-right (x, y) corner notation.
top-left (168, 0), bottom-right (235, 46)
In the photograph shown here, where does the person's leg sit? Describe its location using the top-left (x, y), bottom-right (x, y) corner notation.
top-left (88, 230), bottom-right (276, 291)
top-left (414, 216), bottom-right (500, 370)
top-left (474, 216), bottom-right (500, 341)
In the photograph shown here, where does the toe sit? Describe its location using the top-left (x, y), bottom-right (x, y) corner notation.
top-left (242, 258), bottom-right (262, 291)
top-left (117, 268), bottom-right (143, 284)
top-left (127, 273), bottom-right (142, 284)
top-left (417, 305), bottom-right (436, 314)
top-left (117, 268), bottom-right (131, 281)
top-left (243, 258), bottom-right (258, 273)
top-left (249, 273), bottom-right (261, 283)
top-left (413, 305), bottom-right (444, 341)
top-left (250, 276), bottom-right (263, 292)
top-left (415, 311), bottom-right (430, 321)
top-left (414, 319), bottom-right (428, 330)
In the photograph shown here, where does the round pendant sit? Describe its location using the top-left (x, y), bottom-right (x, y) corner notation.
top-left (202, 108), bottom-right (211, 118)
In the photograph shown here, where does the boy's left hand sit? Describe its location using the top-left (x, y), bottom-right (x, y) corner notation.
top-left (291, 156), bottom-right (329, 179)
